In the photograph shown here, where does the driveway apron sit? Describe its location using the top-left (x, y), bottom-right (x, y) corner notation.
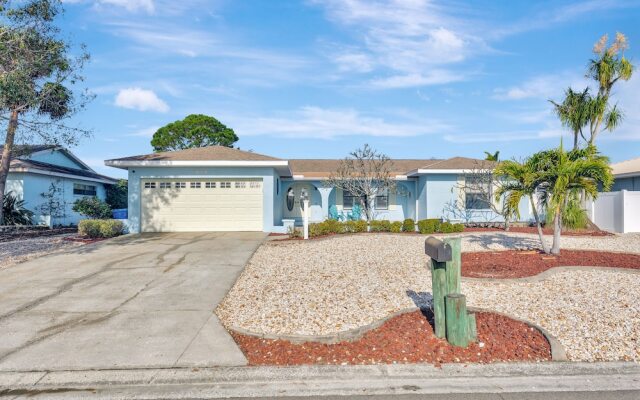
top-left (0, 232), bottom-right (265, 371)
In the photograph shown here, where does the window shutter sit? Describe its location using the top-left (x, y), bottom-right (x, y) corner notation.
top-left (336, 187), bottom-right (343, 211)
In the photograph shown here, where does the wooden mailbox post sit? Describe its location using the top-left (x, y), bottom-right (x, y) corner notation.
top-left (425, 236), bottom-right (477, 347)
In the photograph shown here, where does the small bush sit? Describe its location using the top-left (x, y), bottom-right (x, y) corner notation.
top-left (343, 220), bottom-right (367, 233)
top-left (79, 219), bottom-right (124, 239)
top-left (370, 220), bottom-right (391, 232)
top-left (72, 197), bottom-right (112, 219)
top-left (440, 221), bottom-right (455, 233)
top-left (453, 223), bottom-right (464, 233)
top-left (417, 218), bottom-right (441, 234)
top-left (287, 226), bottom-right (301, 239)
top-left (309, 219), bottom-right (346, 237)
top-left (390, 221), bottom-right (403, 233)
top-left (402, 218), bottom-right (415, 233)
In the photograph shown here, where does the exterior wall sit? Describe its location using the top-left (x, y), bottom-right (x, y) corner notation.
top-left (419, 174), bottom-right (532, 223)
top-left (126, 166), bottom-right (277, 233)
top-left (612, 176), bottom-right (640, 191)
top-left (278, 179), bottom-right (418, 225)
top-left (7, 173), bottom-right (107, 226)
top-left (25, 149), bottom-right (86, 170)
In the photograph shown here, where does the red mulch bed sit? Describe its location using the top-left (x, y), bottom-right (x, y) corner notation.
top-left (463, 250), bottom-right (640, 279)
top-left (463, 227), bottom-right (612, 237)
top-left (230, 311), bottom-right (551, 366)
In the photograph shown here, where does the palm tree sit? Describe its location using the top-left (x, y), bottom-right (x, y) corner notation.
top-left (533, 144), bottom-right (613, 254)
top-left (2, 192), bottom-right (34, 226)
top-left (586, 33), bottom-right (633, 144)
top-left (495, 159), bottom-right (550, 254)
top-left (550, 88), bottom-right (591, 150)
top-left (484, 151), bottom-right (500, 161)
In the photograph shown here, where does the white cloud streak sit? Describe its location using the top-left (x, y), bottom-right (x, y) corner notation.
top-left (227, 106), bottom-right (450, 139)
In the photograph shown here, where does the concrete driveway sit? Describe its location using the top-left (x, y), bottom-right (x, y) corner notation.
top-left (0, 232), bottom-right (266, 371)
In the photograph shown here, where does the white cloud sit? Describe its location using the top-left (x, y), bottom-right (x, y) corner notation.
top-left (227, 106), bottom-right (450, 139)
top-left (128, 126), bottom-right (161, 137)
top-left (493, 73), bottom-right (590, 101)
top-left (100, 0), bottom-right (154, 13)
top-left (114, 88), bottom-right (169, 112)
top-left (444, 128), bottom-right (563, 144)
top-left (312, 0), bottom-right (486, 88)
top-left (370, 70), bottom-right (463, 89)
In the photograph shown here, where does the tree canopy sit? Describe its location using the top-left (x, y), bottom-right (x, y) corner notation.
top-left (0, 0), bottom-right (91, 223)
top-left (151, 114), bottom-right (238, 152)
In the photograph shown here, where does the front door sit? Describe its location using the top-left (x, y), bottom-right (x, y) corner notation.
top-left (284, 183), bottom-right (312, 219)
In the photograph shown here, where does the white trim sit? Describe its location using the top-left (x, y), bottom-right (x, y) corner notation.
top-left (10, 167), bottom-right (116, 184)
top-left (408, 168), bottom-right (475, 175)
top-left (615, 172), bottom-right (640, 179)
top-left (105, 160), bottom-right (289, 168)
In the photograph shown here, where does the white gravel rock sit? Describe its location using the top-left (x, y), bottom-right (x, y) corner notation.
top-left (216, 232), bottom-right (640, 361)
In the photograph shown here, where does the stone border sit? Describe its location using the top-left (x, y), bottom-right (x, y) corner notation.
top-left (227, 307), bottom-right (567, 361)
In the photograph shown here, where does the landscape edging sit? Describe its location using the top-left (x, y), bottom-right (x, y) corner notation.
top-left (227, 307), bottom-right (567, 361)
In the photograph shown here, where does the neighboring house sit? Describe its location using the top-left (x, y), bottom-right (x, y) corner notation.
top-left (106, 146), bottom-right (532, 233)
top-left (611, 157), bottom-right (640, 191)
top-left (3, 145), bottom-right (118, 226)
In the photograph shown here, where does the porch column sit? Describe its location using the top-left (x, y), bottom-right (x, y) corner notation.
top-left (318, 187), bottom-right (333, 220)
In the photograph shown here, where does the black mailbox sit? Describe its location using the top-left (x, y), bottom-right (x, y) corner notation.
top-left (424, 237), bottom-right (452, 262)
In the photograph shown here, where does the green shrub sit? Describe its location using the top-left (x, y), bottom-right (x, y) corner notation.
top-left (2, 191), bottom-right (33, 225)
top-left (453, 223), bottom-right (464, 233)
top-left (390, 221), bottom-right (403, 233)
top-left (417, 218), bottom-right (441, 234)
top-left (79, 219), bottom-right (124, 238)
top-left (72, 197), bottom-right (112, 219)
top-left (402, 218), bottom-right (415, 232)
top-left (309, 219), bottom-right (346, 237)
top-left (344, 220), bottom-right (367, 233)
top-left (369, 220), bottom-right (391, 232)
top-left (287, 226), bottom-right (301, 239)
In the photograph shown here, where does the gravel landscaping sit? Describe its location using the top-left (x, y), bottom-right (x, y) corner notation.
top-left (0, 234), bottom-right (84, 269)
top-left (216, 232), bottom-right (640, 362)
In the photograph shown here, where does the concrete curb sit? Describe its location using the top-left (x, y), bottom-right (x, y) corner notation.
top-left (227, 307), bottom-right (567, 362)
top-left (1, 362), bottom-right (639, 398)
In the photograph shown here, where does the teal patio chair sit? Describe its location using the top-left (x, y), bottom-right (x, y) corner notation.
top-left (348, 204), bottom-right (362, 221)
top-left (328, 205), bottom-right (345, 221)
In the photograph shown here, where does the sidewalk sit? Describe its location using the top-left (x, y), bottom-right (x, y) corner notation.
top-left (1, 362), bottom-right (639, 399)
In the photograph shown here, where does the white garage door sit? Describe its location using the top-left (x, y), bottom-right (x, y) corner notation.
top-left (141, 178), bottom-right (263, 232)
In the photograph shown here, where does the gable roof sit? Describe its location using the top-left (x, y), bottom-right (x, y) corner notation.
top-left (107, 146), bottom-right (283, 163)
top-left (417, 157), bottom-right (497, 170)
top-left (9, 158), bottom-right (117, 184)
top-left (611, 157), bottom-right (640, 178)
top-left (1, 144), bottom-right (57, 158)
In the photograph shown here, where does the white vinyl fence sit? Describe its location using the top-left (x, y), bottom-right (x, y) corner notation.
top-left (585, 190), bottom-right (640, 233)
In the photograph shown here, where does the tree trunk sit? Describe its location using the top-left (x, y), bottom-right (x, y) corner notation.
top-left (0, 110), bottom-right (19, 225)
top-left (504, 216), bottom-right (510, 232)
top-left (551, 209), bottom-right (562, 255)
top-left (529, 194), bottom-right (550, 254)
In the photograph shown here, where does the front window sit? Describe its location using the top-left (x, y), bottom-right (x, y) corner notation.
top-left (73, 183), bottom-right (97, 196)
top-left (343, 190), bottom-right (365, 210)
top-left (465, 175), bottom-right (491, 210)
top-left (375, 189), bottom-right (388, 210)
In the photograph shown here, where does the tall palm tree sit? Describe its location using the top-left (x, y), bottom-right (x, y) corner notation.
top-left (533, 144), bottom-right (613, 254)
top-left (586, 33), bottom-right (633, 145)
top-left (495, 159), bottom-right (550, 254)
top-left (550, 88), bottom-right (591, 150)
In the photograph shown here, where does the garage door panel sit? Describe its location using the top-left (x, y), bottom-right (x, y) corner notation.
top-left (141, 178), bottom-right (263, 232)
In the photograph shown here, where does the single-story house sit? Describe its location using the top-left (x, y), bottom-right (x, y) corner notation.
top-left (3, 145), bottom-right (118, 226)
top-left (105, 146), bottom-right (533, 233)
top-left (611, 157), bottom-right (640, 191)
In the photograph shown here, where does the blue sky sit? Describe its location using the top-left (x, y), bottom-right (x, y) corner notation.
top-left (55, 0), bottom-right (640, 178)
